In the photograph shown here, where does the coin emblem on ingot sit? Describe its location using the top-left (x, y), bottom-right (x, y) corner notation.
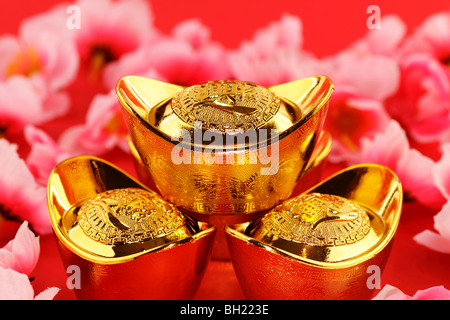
top-left (261, 193), bottom-right (370, 246)
top-left (171, 80), bottom-right (280, 132)
top-left (78, 188), bottom-right (185, 245)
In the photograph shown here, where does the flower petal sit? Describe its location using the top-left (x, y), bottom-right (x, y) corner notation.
top-left (412, 286), bottom-right (450, 300)
top-left (414, 230), bottom-right (450, 254)
top-left (25, 125), bottom-right (71, 186)
top-left (34, 287), bottom-right (60, 300)
top-left (0, 139), bottom-right (51, 234)
top-left (415, 200), bottom-right (450, 253)
top-left (372, 284), bottom-right (410, 300)
top-left (432, 144), bottom-right (450, 200)
top-left (0, 267), bottom-right (34, 300)
top-left (0, 221), bottom-right (40, 276)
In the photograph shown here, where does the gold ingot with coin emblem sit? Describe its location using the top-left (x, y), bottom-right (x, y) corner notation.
top-left (116, 76), bottom-right (334, 224)
top-left (225, 164), bottom-right (402, 299)
top-left (47, 156), bottom-right (216, 299)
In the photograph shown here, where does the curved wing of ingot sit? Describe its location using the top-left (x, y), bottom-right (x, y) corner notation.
top-left (289, 130), bottom-right (332, 196)
top-left (127, 135), bottom-right (159, 192)
top-left (269, 76), bottom-right (334, 119)
top-left (225, 164), bottom-right (402, 299)
top-left (115, 76), bottom-right (184, 124)
top-left (303, 131), bottom-right (332, 174)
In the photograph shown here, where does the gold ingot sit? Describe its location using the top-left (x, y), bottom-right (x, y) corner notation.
top-left (47, 156), bottom-right (216, 299)
top-left (225, 164), bottom-right (402, 300)
top-left (116, 76), bottom-right (334, 223)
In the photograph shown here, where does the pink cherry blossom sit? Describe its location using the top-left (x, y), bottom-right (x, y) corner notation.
top-left (58, 91), bottom-right (129, 156)
top-left (414, 144), bottom-right (450, 253)
top-left (172, 18), bottom-right (211, 49)
top-left (414, 201), bottom-right (450, 254)
top-left (433, 143), bottom-right (450, 200)
top-left (0, 9), bottom-right (78, 138)
top-left (316, 15), bottom-right (403, 104)
top-left (400, 11), bottom-right (450, 65)
top-left (323, 88), bottom-right (391, 163)
top-left (316, 16), bottom-right (403, 164)
top-left (374, 284), bottom-right (450, 300)
top-left (0, 267), bottom-right (59, 300)
top-left (0, 74), bottom-right (70, 138)
top-left (0, 25), bottom-right (78, 91)
top-left (0, 76), bottom-right (47, 136)
top-left (73, 0), bottom-right (154, 83)
top-left (0, 221), bottom-right (39, 276)
top-left (24, 125), bottom-right (72, 186)
top-left (349, 14), bottom-right (407, 56)
top-left (319, 47), bottom-right (400, 102)
top-left (227, 14), bottom-right (320, 86)
top-left (358, 120), bottom-right (408, 166)
top-left (14, 8), bottom-right (79, 91)
top-left (102, 46), bottom-right (166, 89)
top-left (0, 139), bottom-right (51, 234)
top-left (103, 18), bottom-right (230, 89)
top-left (385, 11), bottom-right (450, 144)
top-left (356, 120), bottom-right (446, 209)
top-left (149, 19), bottom-right (231, 86)
top-left (238, 13), bottom-right (304, 55)
top-left (384, 53), bottom-right (450, 144)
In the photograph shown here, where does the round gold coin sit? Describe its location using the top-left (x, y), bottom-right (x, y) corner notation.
top-left (77, 188), bottom-right (185, 245)
top-left (170, 80), bottom-right (280, 132)
top-left (260, 193), bottom-right (370, 246)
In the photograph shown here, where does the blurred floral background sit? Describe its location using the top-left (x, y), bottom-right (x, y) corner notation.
top-left (1, 0), bottom-right (450, 299)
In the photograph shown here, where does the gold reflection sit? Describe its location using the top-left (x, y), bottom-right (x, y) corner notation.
top-left (116, 76), bottom-right (334, 217)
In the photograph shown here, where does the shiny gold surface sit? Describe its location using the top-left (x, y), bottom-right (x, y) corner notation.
top-left (47, 156), bottom-right (217, 299)
top-left (127, 129), bottom-right (333, 261)
top-left (302, 130), bottom-right (332, 177)
top-left (77, 188), bottom-right (188, 245)
top-left (226, 164), bottom-right (402, 267)
top-left (255, 193), bottom-right (371, 246)
top-left (245, 193), bottom-right (384, 264)
top-left (169, 80), bottom-right (284, 133)
top-left (225, 164), bottom-right (402, 299)
top-left (116, 76), bottom-right (334, 217)
top-left (127, 129), bottom-right (333, 222)
top-left (47, 156), bottom-right (215, 264)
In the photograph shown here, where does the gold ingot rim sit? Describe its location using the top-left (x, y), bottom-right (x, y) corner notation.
top-left (47, 155), bottom-right (216, 265)
top-left (115, 76), bottom-right (334, 151)
top-left (225, 163), bottom-right (403, 269)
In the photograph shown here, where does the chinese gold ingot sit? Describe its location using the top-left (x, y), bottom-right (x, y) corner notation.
top-left (47, 156), bottom-right (216, 300)
top-left (116, 76), bottom-right (334, 221)
top-left (225, 164), bottom-right (403, 300)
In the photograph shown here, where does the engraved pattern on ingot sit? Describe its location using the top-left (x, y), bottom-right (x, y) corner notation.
top-left (78, 188), bottom-right (185, 244)
top-left (171, 80), bottom-right (280, 132)
top-left (262, 193), bottom-right (370, 246)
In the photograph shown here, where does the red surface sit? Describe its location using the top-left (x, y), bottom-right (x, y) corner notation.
top-left (2, 0), bottom-right (450, 56)
top-left (1, 0), bottom-right (450, 300)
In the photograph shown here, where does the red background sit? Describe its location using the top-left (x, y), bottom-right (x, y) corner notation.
top-left (1, 0), bottom-right (450, 300)
top-left (2, 0), bottom-right (450, 56)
